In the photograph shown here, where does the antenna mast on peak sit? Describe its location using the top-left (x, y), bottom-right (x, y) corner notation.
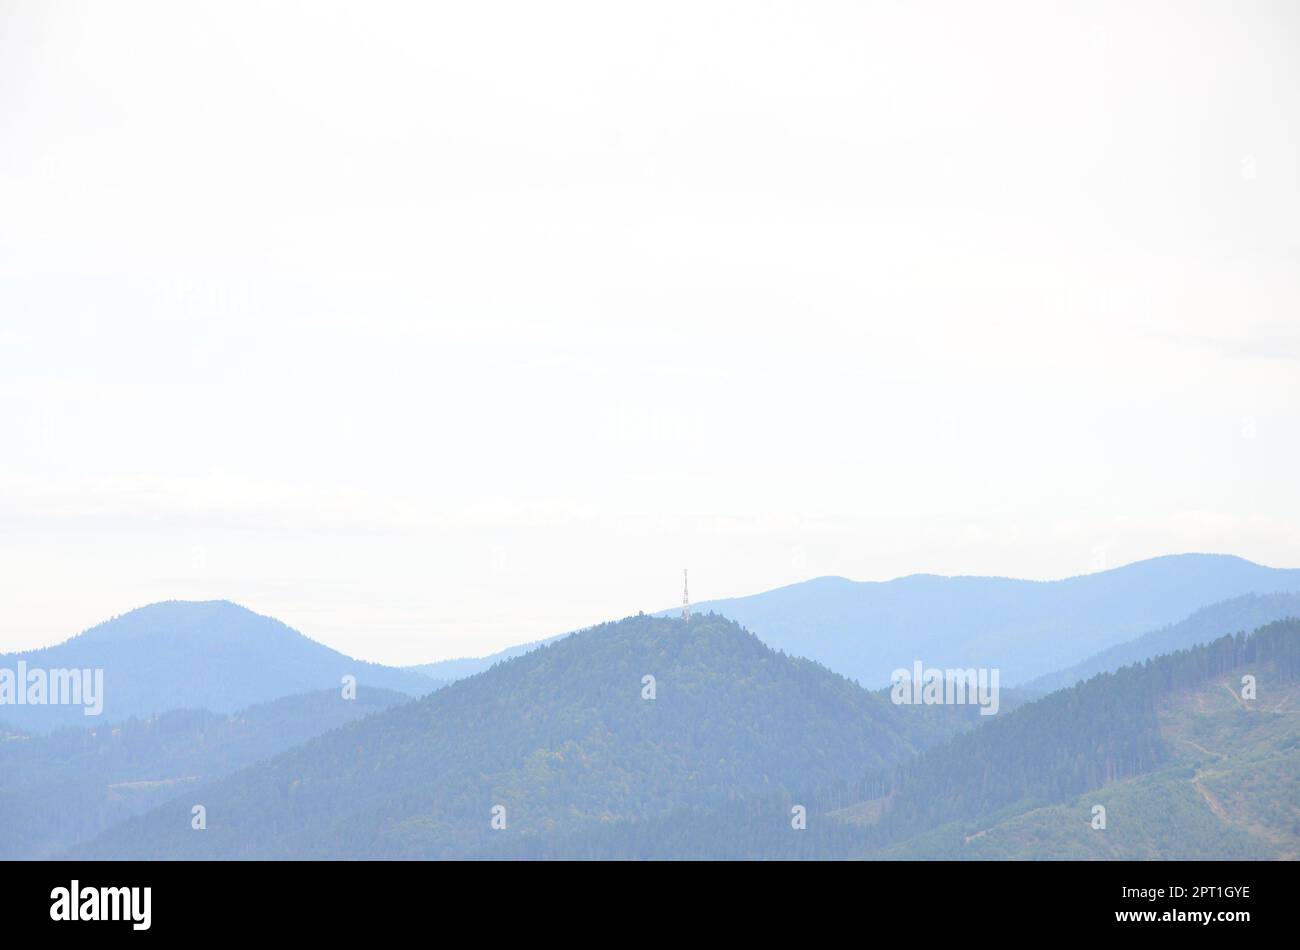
top-left (681, 568), bottom-right (690, 622)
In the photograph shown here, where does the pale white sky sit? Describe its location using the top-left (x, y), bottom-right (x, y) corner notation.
top-left (1, 1), bottom-right (1298, 663)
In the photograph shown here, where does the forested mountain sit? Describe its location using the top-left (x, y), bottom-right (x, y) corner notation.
top-left (0, 601), bottom-right (438, 730)
top-left (0, 687), bottom-right (409, 858)
top-left (65, 616), bottom-right (1300, 861)
top-left (878, 649), bottom-right (1300, 859)
top-left (503, 620), bottom-right (1300, 859)
top-left (75, 613), bottom-right (972, 859)
top-left (1025, 592), bottom-right (1300, 694)
top-left (672, 554), bottom-right (1300, 686)
top-left (873, 621), bottom-right (1298, 839)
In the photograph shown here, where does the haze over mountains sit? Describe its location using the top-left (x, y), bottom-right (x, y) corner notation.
top-left (673, 554), bottom-right (1300, 687)
top-left (6, 554), bottom-right (1289, 733)
top-left (3, 552), bottom-right (1297, 861)
top-left (1023, 592), bottom-right (1300, 693)
top-left (0, 687), bottom-right (407, 859)
top-left (405, 635), bottom-right (561, 683)
top-left (406, 555), bottom-right (1300, 689)
top-left (0, 601), bottom-right (437, 731)
top-left (74, 615), bottom-right (1300, 861)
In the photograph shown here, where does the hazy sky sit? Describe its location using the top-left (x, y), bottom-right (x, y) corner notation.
top-left (2, 1), bottom-right (1298, 662)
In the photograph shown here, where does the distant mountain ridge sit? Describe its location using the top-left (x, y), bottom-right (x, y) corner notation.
top-left (408, 554), bottom-right (1300, 689)
top-left (0, 601), bottom-right (438, 731)
top-left (405, 634), bottom-right (566, 682)
top-left (668, 554), bottom-right (1300, 686)
top-left (1024, 592), bottom-right (1300, 694)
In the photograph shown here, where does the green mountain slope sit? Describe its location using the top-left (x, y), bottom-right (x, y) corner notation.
top-left (879, 670), bottom-right (1300, 859)
top-left (76, 613), bottom-right (969, 859)
top-left (590, 621), bottom-right (1300, 861)
top-left (70, 617), bottom-right (1298, 861)
top-left (856, 620), bottom-right (1300, 859)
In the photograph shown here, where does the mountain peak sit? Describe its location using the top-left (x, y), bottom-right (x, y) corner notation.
top-left (81, 609), bottom-right (942, 859)
top-left (0, 601), bottom-right (437, 730)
